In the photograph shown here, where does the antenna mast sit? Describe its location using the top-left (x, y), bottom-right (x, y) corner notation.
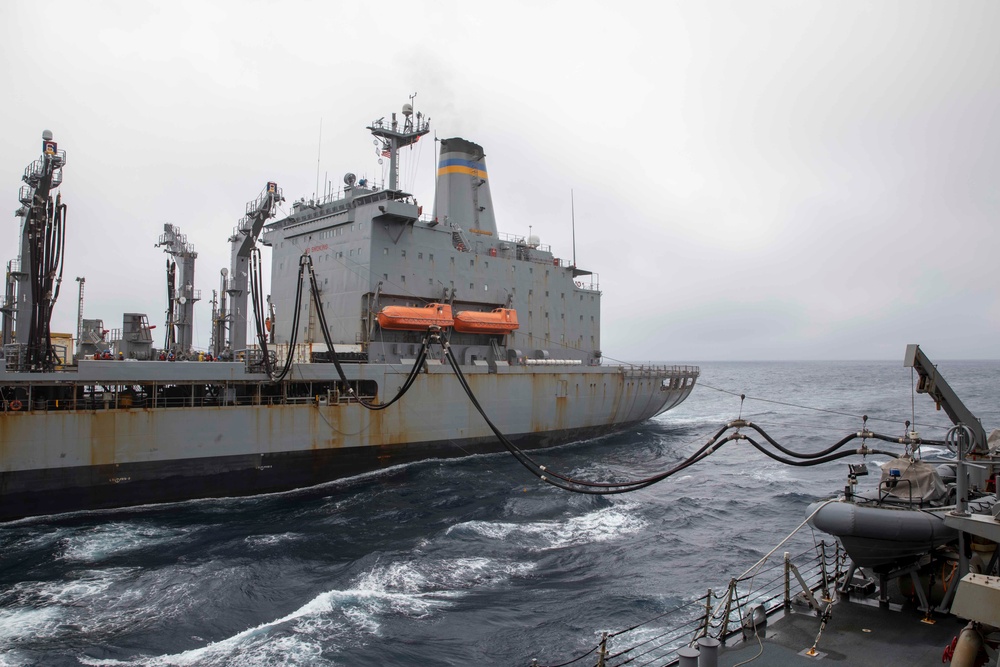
top-left (367, 94), bottom-right (430, 193)
top-left (315, 118), bottom-right (322, 201)
top-left (571, 189), bottom-right (576, 268)
top-left (75, 276), bottom-right (85, 348)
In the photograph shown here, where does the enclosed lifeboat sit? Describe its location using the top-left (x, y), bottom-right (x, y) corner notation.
top-left (453, 308), bottom-right (519, 334)
top-left (377, 303), bottom-right (453, 331)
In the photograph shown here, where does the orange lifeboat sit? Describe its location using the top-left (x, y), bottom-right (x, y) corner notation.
top-left (377, 303), bottom-right (454, 331)
top-left (453, 308), bottom-right (519, 334)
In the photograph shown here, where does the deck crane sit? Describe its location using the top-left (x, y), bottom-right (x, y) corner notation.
top-left (904, 344), bottom-right (988, 455)
top-left (222, 182), bottom-right (283, 357)
top-left (156, 224), bottom-right (199, 356)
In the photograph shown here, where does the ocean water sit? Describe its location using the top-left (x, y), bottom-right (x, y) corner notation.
top-left (1, 359), bottom-right (997, 666)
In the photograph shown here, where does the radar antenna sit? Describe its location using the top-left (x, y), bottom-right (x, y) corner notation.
top-left (367, 97), bottom-right (431, 192)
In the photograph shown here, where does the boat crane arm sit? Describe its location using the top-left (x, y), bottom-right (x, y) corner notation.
top-left (226, 183), bottom-right (283, 352)
top-left (234, 182), bottom-right (283, 259)
top-left (904, 344), bottom-right (988, 453)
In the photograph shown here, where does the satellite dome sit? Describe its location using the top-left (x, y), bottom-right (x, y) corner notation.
top-left (402, 103), bottom-right (413, 117)
top-left (42, 129), bottom-right (53, 141)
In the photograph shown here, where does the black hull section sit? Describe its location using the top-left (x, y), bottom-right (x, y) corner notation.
top-left (0, 421), bottom-right (638, 522)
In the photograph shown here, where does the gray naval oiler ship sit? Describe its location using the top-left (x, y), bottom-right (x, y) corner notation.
top-left (0, 102), bottom-right (699, 521)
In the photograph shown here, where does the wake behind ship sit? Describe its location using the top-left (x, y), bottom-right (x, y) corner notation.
top-left (0, 103), bottom-right (699, 521)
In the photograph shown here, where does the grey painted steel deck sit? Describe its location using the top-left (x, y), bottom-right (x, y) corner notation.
top-left (716, 601), bottom-right (963, 666)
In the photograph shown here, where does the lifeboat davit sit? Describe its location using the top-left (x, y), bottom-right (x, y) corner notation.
top-left (453, 308), bottom-right (519, 334)
top-left (377, 303), bottom-right (454, 331)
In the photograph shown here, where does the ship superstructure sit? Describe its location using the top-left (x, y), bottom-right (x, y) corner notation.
top-left (0, 103), bottom-right (700, 521)
top-left (263, 108), bottom-right (601, 372)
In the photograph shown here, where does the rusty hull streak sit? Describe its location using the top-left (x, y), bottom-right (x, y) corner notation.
top-left (0, 370), bottom-right (695, 478)
top-left (89, 410), bottom-right (116, 468)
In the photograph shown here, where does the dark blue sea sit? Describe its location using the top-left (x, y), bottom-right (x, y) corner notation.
top-left (2, 360), bottom-right (997, 666)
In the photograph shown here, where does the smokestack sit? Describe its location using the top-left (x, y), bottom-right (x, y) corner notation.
top-left (432, 138), bottom-right (497, 236)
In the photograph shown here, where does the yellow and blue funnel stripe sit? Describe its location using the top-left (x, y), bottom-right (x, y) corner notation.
top-left (437, 158), bottom-right (488, 179)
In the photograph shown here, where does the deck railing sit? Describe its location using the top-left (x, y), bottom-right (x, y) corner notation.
top-left (531, 537), bottom-right (847, 667)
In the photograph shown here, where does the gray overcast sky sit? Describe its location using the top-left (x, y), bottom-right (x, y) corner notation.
top-left (2, 1), bottom-right (997, 361)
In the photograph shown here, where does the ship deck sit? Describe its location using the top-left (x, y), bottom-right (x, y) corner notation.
top-left (714, 599), bottom-right (963, 666)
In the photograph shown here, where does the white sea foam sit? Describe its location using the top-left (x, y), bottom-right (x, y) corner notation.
top-left (747, 463), bottom-right (794, 484)
top-left (243, 532), bottom-right (302, 548)
top-left (77, 588), bottom-right (340, 666)
top-left (0, 606), bottom-right (62, 644)
top-left (449, 501), bottom-right (646, 551)
top-left (0, 567), bottom-right (141, 643)
top-left (74, 553), bottom-right (529, 667)
top-left (75, 585), bottom-right (429, 666)
top-left (0, 649), bottom-right (37, 667)
top-left (59, 523), bottom-right (192, 563)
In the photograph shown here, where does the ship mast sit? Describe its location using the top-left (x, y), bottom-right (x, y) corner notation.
top-left (366, 94), bottom-right (430, 193)
top-left (75, 276), bottom-right (85, 353)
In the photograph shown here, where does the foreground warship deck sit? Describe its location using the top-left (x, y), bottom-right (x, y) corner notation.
top-left (534, 347), bottom-right (999, 667)
top-left (533, 532), bottom-right (999, 667)
top-left (715, 601), bottom-right (964, 666)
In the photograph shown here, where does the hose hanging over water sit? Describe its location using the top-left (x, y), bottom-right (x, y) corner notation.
top-left (250, 251), bottom-right (922, 492)
top-left (439, 338), bottom-right (733, 494)
top-left (438, 341), bottom-right (908, 495)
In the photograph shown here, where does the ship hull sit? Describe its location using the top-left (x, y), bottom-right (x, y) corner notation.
top-left (0, 421), bottom-right (648, 520)
top-left (0, 363), bottom-right (697, 521)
